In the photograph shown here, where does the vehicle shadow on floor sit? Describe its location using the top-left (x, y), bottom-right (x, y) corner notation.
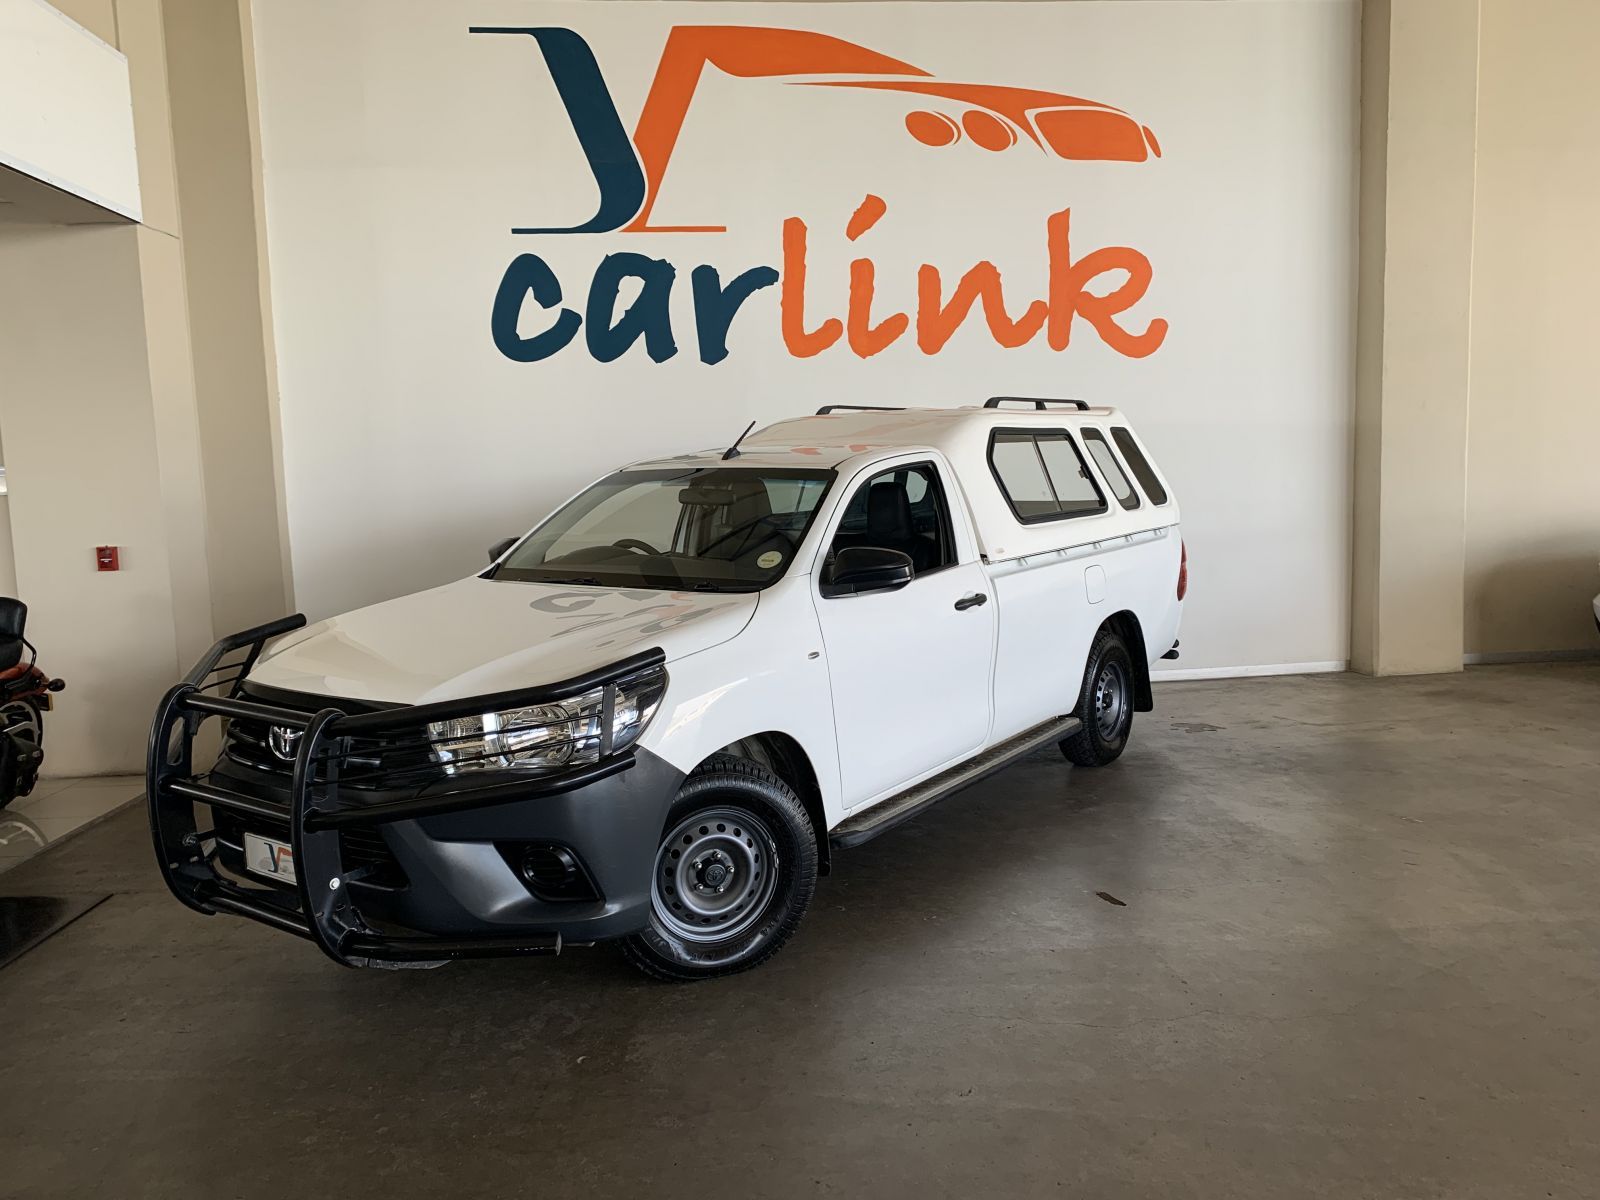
top-left (354, 743), bottom-right (1169, 1004)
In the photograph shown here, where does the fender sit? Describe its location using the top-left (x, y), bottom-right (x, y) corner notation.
top-left (636, 575), bottom-right (845, 828)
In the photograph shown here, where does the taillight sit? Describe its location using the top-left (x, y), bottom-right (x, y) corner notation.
top-left (1177, 540), bottom-right (1188, 601)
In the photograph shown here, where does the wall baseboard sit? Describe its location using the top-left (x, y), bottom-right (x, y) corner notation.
top-left (1150, 651), bottom-right (1600, 681)
top-left (1463, 648), bottom-right (1600, 666)
top-left (1151, 660), bottom-right (1347, 682)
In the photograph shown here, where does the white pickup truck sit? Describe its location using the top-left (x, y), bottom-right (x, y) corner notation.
top-left (148, 399), bottom-right (1184, 980)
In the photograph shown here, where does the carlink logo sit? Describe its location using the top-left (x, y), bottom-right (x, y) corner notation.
top-left (477, 24), bottom-right (1169, 365)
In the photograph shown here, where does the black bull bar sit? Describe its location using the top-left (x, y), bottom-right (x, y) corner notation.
top-left (146, 614), bottom-right (664, 967)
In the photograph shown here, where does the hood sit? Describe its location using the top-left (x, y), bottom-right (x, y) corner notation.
top-left (246, 577), bottom-right (757, 706)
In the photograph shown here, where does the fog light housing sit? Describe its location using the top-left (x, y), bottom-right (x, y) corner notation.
top-left (501, 842), bottom-right (599, 902)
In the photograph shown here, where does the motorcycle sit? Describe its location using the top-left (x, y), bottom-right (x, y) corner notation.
top-left (0, 598), bottom-right (65, 809)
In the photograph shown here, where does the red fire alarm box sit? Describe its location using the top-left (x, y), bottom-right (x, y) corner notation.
top-left (96, 545), bottom-right (119, 571)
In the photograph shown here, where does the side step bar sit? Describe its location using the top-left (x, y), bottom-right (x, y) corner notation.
top-left (829, 715), bottom-right (1082, 849)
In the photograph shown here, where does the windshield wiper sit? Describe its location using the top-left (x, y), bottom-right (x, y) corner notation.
top-left (685, 581), bottom-right (758, 593)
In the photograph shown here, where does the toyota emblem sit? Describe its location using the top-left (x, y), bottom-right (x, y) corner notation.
top-left (269, 725), bottom-right (303, 762)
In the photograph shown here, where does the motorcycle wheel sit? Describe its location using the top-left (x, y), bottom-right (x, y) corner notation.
top-left (0, 699), bottom-right (44, 810)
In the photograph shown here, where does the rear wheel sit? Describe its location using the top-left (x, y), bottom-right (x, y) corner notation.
top-left (0, 699), bottom-right (44, 809)
top-left (1061, 629), bottom-right (1135, 767)
top-left (622, 754), bottom-right (817, 982)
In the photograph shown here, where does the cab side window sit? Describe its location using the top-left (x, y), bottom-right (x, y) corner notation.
top-left (829, 463), bottom-right (954, 577)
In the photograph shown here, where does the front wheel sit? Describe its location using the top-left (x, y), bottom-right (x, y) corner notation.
top-left (622, 754), bottom-right (817, 982)
top-left (1061, 629), bottom-right (1135, 767)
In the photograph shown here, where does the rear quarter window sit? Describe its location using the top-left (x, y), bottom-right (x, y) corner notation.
top-left (1110, 427), bottom-right (1169, 506)
top-left (1081, 429), bottom-right (1140, 511)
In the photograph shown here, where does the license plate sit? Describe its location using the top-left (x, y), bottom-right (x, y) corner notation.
top-left (243, 832), bottom-right (297, 885)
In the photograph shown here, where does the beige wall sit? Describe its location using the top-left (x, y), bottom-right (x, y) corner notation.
top-left (0, 428), bottom-right (13, 600)
top-left (0, 0), bottom-right (289, 775)
top-left (0, 501), bottom-right (16, 601)
top-left (163, 0), bottom-right (288, 632)
top-left (1464, 0), bottom-right (1600, 657)
top-left (136, 219), bottom-right (216, 669)
top-left (0, 224), bottom-right (195, 773)
top-left (47, 0), bottom-right (114, 44)
top-left (0, 0), bottom-right (216, 775)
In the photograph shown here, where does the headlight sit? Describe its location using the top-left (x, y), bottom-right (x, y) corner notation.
top-left (427, 665), bottom-right (666, 775)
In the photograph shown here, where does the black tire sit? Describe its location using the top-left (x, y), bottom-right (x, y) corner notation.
top-left (622, 753), bottom-right (817, 982)
top-left (1061, 628), bottom-right (1135, 767)
top-left (0, 699), bottom-right (44, 809)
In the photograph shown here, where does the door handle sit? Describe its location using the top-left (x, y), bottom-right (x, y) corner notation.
top-left (954, 592), bottom-right (988, 611)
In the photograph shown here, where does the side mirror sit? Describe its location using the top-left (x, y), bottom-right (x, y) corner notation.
top-left (821, 546), bottom-right (914, 598)
top-left (488, 537), bottom-right (518, 563)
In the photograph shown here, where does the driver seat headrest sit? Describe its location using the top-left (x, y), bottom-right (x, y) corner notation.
top-left (866, 480), bottom-right (913, 538)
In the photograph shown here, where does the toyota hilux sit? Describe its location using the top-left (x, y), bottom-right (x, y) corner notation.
top-left (148, 398), bottom-right (1184, 980)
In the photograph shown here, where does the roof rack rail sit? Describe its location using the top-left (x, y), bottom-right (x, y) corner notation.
top-left (815, 404), bottom-right (905, 415)
top-left (984, 396), bottom-right (1091, 412)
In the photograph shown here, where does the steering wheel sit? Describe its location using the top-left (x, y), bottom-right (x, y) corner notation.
top-left (612, 538), bottom-right (664, 556)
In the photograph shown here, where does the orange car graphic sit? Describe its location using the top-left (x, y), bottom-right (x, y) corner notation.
top-left (629, 27), bottom-right (1160, 231)
top-left (818, 78), bottom-right (1161, 160)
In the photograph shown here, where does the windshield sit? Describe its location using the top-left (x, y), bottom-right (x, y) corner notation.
top-left (491, 467), bottom-right (836, 592)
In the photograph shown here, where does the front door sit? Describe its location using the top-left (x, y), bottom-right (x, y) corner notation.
top-left (811, 459), bottom-right (996, 810)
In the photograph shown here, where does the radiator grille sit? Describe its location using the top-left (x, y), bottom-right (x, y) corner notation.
top-left (222, 717), bottom-right (431, 787)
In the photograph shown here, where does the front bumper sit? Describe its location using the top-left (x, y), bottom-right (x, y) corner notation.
top-left (147, 615), bottom-right (680, 967)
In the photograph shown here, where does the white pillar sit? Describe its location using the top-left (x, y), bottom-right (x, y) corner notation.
top-left (1351, 0), bottom-right (1481, 675)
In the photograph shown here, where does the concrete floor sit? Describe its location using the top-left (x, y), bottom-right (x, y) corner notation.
top-left (0, 664), bottom-right (1596, 1199)
top-left (0, 775), bottom-right (142, 875)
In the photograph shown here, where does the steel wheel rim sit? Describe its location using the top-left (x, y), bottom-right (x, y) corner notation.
top-left (652, 806), bottom-right (779, 944)
top-left (1094, 661), bottom-right (1128, 739)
